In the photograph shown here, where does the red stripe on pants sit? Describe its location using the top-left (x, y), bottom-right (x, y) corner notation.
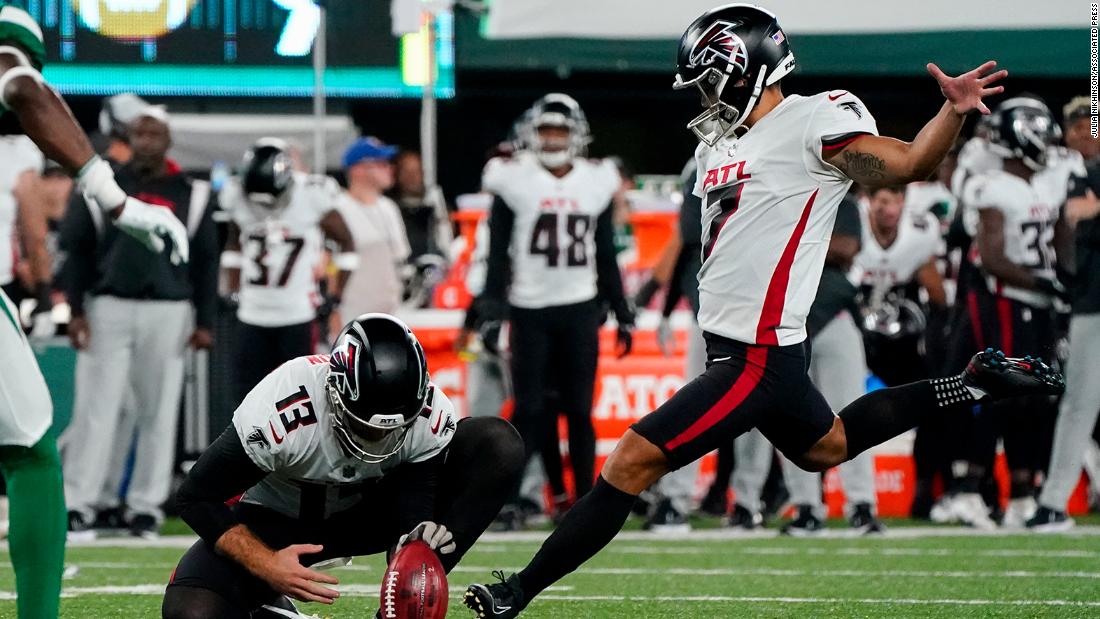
top-left (996, 296), bottom-right (1014, 356)
top-left (665, 346), bottom-right (769, 451)
top-left (756, 189), bottom-right (819, 345)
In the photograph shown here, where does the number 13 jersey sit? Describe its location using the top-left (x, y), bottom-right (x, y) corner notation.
top-left (482, 151), bottom-right (621, 309)
top-left (220, 172), bottom-right (339, 327)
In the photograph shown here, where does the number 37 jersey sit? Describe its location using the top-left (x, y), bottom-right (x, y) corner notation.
top-left (220, 173), bottom-right (339, 327)
top-left (483, 152), bottom-right (621, 309)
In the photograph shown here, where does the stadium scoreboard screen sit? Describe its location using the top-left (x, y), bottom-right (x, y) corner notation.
top-left (12, 0), bottom-right (454, 98)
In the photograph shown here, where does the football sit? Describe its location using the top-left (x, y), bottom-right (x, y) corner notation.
top-left (380, 541), bottom-right (449, 619)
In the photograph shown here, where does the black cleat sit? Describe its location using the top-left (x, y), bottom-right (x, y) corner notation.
top-left (489, 504), bottom-right (527, 532)
top-left (848, 503), bottom-right (886, 535)
top-left (780, 505), bottom-right (825, 537)
top-left (726, 504), bottom-right (764, 530)
top-left (644, 498), bottom-right (691, 533)
top-left (963, 349), bottom-right (1065, 400)
top-left (465, 571), bottom-right (525, 618)
top-left (93, 506), bottom-right (127, 530)
top-left (1026, 505), bottom-right (1074, 533)
top-left (67, 510), bottom-right (95, 542)
top-left (129, 513), bottom-right (160, 539)
top-left (697, 489), bottom-right (728, 518)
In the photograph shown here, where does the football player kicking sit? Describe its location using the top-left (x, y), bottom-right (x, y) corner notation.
top-left (464, 5), bottom-right (1062, 617)
top-left (0, 3), bottom-right (188, 616)
top-left (162, 314), bottom-right (524, 618)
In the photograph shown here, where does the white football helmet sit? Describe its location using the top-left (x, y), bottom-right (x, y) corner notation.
top-left (517, 93), bottom-right (591, 169)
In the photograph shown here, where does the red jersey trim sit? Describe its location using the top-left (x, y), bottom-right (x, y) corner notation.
top-left (755, 188), bottom-right (819, 345)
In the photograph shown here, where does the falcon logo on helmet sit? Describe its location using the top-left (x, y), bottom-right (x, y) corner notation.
top-left (325, 314), bottom-right (432, 464)
top-left (688, 21), bottom-right (748, 72)
top-left (674, 4), bottom-right (796, 146)
top-left (329, 336), bottom-right (361, 402)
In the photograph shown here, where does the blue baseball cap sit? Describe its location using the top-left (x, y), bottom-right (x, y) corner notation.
top-left (343, 137), bottom-right (398, 168)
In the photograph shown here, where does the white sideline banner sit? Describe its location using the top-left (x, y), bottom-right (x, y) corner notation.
top-left (485, 0), bottom-right (1081, 39)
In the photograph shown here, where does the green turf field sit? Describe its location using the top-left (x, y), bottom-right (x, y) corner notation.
top-left (2, 520), bottom-right (1099, 618)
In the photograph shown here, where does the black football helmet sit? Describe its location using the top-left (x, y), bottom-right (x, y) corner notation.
top-left (674, 4), bottom-right (796, 145)
top-left (326, 314), bottom-right (431, 463)
top-left (987, 95), bottom-right (1060, 171)
top-left (241, 138), bottom-right (294, 206)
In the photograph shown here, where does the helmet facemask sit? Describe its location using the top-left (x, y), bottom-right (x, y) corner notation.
top-left (326, 379), bottom-right (426, 464)
top-left (674, 66), bottom-right (766, 147)
top-left (518, 94), bottom-right (591, 170)
top-left (532, 122), bottom-right (576, 169)
top-left (673, 7), bottom-right (796, 147)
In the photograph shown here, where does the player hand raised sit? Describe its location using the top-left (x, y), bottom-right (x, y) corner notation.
top-left (259, 544), bottom-right (340, 604)
top-left (927, 60), bottom-right (1007, 115)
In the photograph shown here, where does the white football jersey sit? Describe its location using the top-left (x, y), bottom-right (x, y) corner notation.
top-left (482, 152), bottom-right (621, 309)
top-left (693, 91), bottom-right (879, 346)
top-left (232, 355), bottom-right (457, 520)
top-left (952, 137), bottom-right (1002, 201)
top-left (905, 181), bottom-right (956, 232)
top-left (0, 137), bottom-right (44, 286)
top-left (964, 168), bottom-right (1063, 307)
top-left (852, 209), bottom-right (940, 293)
top-left (221, 172), bottom-right (339, 327)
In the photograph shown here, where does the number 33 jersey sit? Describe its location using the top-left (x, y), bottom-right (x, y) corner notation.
top-left (220, 172), bottom-right (339, 327)
top-left (482, 152), bottom-right (621, 309)
top-left (963, 168), bottom-right (1067, 308)
top-left (232, 355), bottom-right (457, 519)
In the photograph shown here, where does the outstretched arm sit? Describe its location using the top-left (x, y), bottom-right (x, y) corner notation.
top-left (0, 51), bottom-right (97, 175)
top-left (0, 47), bottom-right (190, 262)
top-left (826, 61), bottom-right (1007, 186)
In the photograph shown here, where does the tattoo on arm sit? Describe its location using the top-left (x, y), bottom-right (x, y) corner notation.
top-left (841, 150), bottom-right (887, 182)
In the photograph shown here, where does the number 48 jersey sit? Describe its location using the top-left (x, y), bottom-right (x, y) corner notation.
top-left (482, 152), bottom-right (621, 309)
top-left (220, 172), bottom-right (339, 327)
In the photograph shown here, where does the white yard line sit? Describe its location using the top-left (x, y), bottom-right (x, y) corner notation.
top-left (0, 584), bottom-right (573, 600)
top-left (532, 595), bottom-right (1100, 607)
top-left (48, 525), bottom-right (1100, 550)
top-left (447, 566), bottom-right (1100, 579)
top-left (1, 586), bottom-right (1093, 608)
top-left (17, 561), bottom-right (1100, 580)
top-left (473, 526), bottom-right (1100, 542)
top-left (606, 545), bottom-right (1100, 558)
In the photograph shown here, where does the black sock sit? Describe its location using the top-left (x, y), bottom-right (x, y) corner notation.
top-left (839, 376), bottom-right (980, 459)
top-left (517, 475), bottom-right (635, 599)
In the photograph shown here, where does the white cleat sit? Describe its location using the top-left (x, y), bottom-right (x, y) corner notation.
top-left (929, 497), bottom-right (956, 524)
top-left (1002, 496), bottom-right (1038, 529)
top-left (949, 493), bottom-right (997, 530)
